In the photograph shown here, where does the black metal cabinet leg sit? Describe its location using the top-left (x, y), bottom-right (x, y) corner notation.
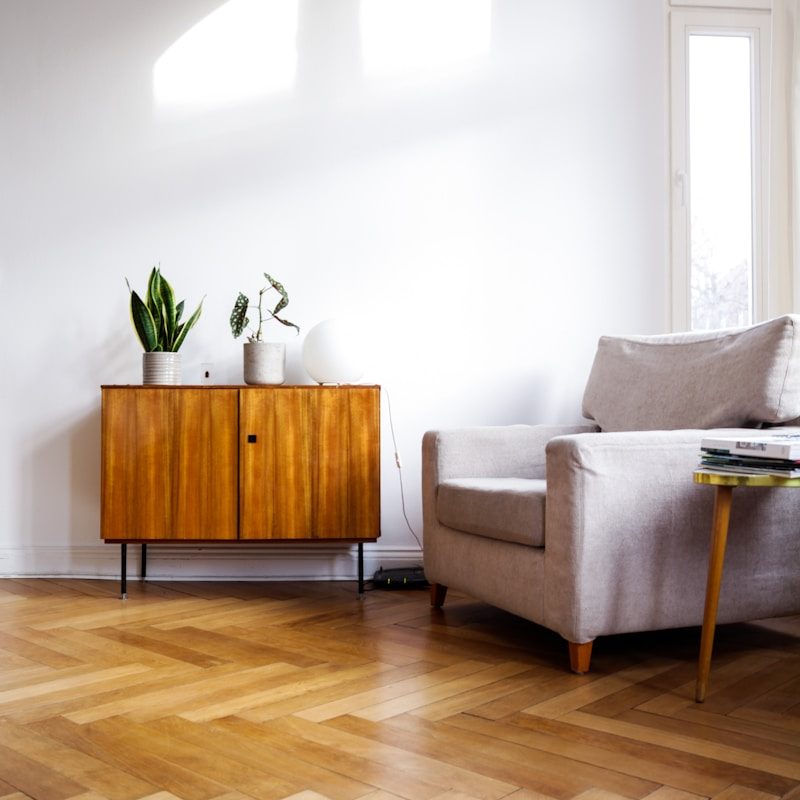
top-left (358, 542), bottom-right (364, 598)
top-left (141, 543), bottom-right (147, 581)
top-left (120, 543), bottom-right (127, 600)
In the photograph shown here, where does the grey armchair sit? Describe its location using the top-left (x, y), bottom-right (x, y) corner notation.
top-left (423, 315), bottom-right (800, 672)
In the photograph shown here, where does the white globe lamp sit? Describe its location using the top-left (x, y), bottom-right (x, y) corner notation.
top-left (302, 318), bottom-right (368, 384)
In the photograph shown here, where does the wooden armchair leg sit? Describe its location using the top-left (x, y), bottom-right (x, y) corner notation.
top-left (430, 583), bottom-right (448, 608)
top-left (568, 641), bottom-right (593, 674)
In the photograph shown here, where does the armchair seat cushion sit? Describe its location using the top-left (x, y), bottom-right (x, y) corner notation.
top-left (437, 477), bottom-right (546, 547)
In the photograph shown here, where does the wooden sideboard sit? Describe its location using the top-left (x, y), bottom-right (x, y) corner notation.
top-left (101, 385), bottom-right (381, 595)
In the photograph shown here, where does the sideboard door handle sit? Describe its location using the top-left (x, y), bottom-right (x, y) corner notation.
top-left (247, 434), bottom-right (257, 443)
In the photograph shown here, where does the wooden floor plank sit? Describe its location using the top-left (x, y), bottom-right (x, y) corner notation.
top-left (75, 716), bottom-right (242, 800)
top-left (0, 719), bottom-right (153, 800)
top-left (640, 788), bottom-right (705, 800)
top-left (225, 621), bottom-right (425, 668)
top-left (0, 579), bottom-right (796, 800)
top-left (0, 629), bottom-right (85, 670)
top-left (698, 656), bottom-right (800, 717)
top-left (618, 707), bottom-right (800, 762)
top-left (675, 704), bottom-right (800, 748)
top-left (353, 661), bottom-right (533, 722)
top-left (521, 661), bottom-right (680, 719)
top-left (64, 662), bottom-right (285, 724)
top-left (296, 661), bottom-right (493, 722)
top-left (0, 741), bottom-right (87, 800)
top-left (410, 666), bottom-right (555, 722)
top-left (6, 663), bottom-right (206, 725)
top-left (710, 785), bottom-right (781, 800)
top-left (443, 712), bottom-right (718, 797)
top-left (0, 664), bottom-right (150, 709)
top-left (27, 716), bottom-right (215, 800)
top-left (732, 704), bottom-right (800, 733)
top-left (215, 715), bottom-right (447, 800)
top-left (30, 597), bottom-right (243, 633)
top-left (464, 669), bottom-right (592, 721)
top-left (175, 663), bottom-right (353, 723)
top-left (26, 717), bottom-right (159, 794)
top-left (748, 675), bottom-right (800, 715)
top-left (124, 661), bottom-right (300, 722)
top-left (237, 660), bottom-right (437, 722)
top-left (67, 626), bottom-right (229, 669)
top-left (87, 715), bottom-right (300, 800)
top-left (280, 714), bottom-right (518, 800)
top-left (151, 715), bottom-right (374, 800)
top-left (561, 710), bottom-right (798, 793)
top-left (0, 625), bottom-right (140, 671)
top-left (576, 661), bottom-right (698, 719)
top-left (327, 713), bottom-right (621, 799)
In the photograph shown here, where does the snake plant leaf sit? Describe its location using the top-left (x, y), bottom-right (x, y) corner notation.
top-left (171, 298), bottom-right (204, 352)
top-left (145, 267), bottom-right (158, 307)
top-left (129, 267), bottom-right (203, 352)
top-left (157, 275), bottom-right (178, 349)
top-left (145, 267), bottom-right (163, 340)
top-left (230, 292), bottom-right (250, 338)
top-left (265, 273), bottom-right (289, 314)
top-left (130, 290), bottom-right (159, 351)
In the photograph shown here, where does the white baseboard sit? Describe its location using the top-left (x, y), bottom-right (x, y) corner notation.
top-left (0, 544), bottom-right (424, 581)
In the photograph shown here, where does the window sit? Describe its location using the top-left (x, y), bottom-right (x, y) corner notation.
top-left (670, 6), bottom-right (770, 331)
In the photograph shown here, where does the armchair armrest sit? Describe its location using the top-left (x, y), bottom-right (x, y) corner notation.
top-left (542, 427), bottom-right (790, 642)
top-left (423, 424), bottom-right (599, 484)
top-left (545, 428), bottom-right (708, 486)
top-left (422, 424), bottom-right (598, 588)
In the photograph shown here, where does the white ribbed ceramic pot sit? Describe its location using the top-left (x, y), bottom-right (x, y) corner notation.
top-left (243, 342), bottom-right (285, 385)
top-left (142, 352), bottom-right (182, 385)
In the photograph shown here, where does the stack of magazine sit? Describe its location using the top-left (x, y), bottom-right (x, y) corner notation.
top-left (699, 433), bottom-right (800, 477)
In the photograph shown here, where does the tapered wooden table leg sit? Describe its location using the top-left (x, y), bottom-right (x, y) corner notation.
top-left (696, 484), bottom-right (733, 702)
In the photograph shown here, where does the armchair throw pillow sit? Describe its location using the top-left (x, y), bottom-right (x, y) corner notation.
top-left (581, 315), bottom-right (800, 431)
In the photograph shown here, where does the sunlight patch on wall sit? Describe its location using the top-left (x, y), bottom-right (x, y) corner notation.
top-left (153, 0), bottom-right (298, 110)
top-left (360, 0), bottom-right (491, 80)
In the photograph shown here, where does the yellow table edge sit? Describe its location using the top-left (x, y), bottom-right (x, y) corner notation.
top-left (693, 469), bottom-right (800, 488)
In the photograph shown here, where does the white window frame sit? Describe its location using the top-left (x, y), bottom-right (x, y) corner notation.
top-left (669, 5), bottom-right (771, 331)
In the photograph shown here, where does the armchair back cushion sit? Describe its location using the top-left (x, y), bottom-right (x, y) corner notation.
top-left (582, 315), bottom-right (800, 431)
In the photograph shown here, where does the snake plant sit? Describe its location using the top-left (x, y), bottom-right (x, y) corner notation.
top-left (127, 267), bottom-right (204, 352)
top-left (230, 273), bottom-right (299, 342)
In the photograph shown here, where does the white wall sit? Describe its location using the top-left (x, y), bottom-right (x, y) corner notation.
top-left (0, 0), bottom-right (668, 579)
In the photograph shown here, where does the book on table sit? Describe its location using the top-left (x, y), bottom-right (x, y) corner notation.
top-left (698, 453), bottom-right (800, 477)
top-left (699, 433), bottom-right (800, 476)
top-left (700, 432), bottom-right (800, 460)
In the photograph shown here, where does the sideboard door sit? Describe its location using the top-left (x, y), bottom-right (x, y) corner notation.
top-left (316, 386), bottom-right (381, 539)
top-left (240, 387), bottom-right (313, 539)
top-left (239, 386), bottom-right (380, 540)
top-left (101, 388), bottom-right (239, 540)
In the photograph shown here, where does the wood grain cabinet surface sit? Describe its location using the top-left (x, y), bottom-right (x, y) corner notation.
top-left (101, 385), bottom-right (381, 544)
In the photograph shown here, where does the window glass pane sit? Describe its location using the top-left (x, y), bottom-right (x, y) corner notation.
top-left (689, 34), bottom-right (753, 330)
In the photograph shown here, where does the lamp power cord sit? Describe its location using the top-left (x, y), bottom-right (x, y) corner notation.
top-left (384, 387), bottom-right (423, 553)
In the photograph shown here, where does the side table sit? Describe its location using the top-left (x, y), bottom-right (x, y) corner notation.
top-left (693, 469), bottom-right (800, 702)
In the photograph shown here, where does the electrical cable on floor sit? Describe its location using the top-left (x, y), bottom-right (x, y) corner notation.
top-left (383, 387), bottom-right (424, 553)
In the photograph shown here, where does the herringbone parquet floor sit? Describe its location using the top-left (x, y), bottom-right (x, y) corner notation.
top-left (0, 578), bottom-right (797, 800)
